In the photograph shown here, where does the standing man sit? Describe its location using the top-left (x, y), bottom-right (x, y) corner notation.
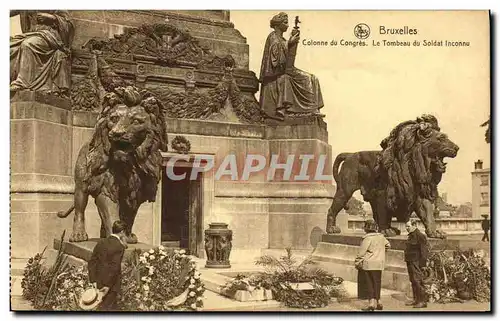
top-left (481, 215), bottom-right (490, 242)
top-left (404, 220), bottom-right (429, 308)
top-left (88, 220), bottom-right (128, 311)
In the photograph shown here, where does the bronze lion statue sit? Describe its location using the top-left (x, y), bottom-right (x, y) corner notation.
top-left (58, 86), bottom-right (168, 243)
top-left (326, 115), bottom-right (459, 239)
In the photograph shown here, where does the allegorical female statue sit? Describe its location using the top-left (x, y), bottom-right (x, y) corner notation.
top-left (259, 12), bottom-right (324, 120)
top-left (10, 10), bottom-right (74, 97)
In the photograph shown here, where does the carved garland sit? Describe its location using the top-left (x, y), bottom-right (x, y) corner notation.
top-left (70, 52), bottom-right (101, 112)
top-left (145, 71), bottom-right (263, 124)
top-left (71, 53), bottom-right (264, 123)
top-left (71, 52), bottom-right (134, 112)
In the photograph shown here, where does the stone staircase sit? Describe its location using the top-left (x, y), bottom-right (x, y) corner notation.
top-left (311, 233), bottom-right (491, 293)
top-left (190, 257), bottom-right (401, 302)
top-left (10, 258), bottom-right (29, 310)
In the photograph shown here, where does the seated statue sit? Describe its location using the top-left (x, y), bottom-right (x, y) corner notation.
top-left (259, 12), bottom-right (324, 120)
top-left (10, 10), bottom-right (74, 97)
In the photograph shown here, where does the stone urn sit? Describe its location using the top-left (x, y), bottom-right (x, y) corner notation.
top-left (204, 222), bottom-right (233, 268)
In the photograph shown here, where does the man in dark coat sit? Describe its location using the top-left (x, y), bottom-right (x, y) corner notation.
top-left (481, 215), bottom-right (490, 242)
top-left (404, 220), bottom-right (429, 308)
top-left (88, 220), bottom-right (127, 311)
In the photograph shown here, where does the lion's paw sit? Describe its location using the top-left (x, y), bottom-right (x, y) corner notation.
top-left (327, 226), bottom-right (342, 234)
top-left (69, 231), bottom-right (88, 242)
top-left (126, 233), bottom-right (138, 244)
top-left (427, 229), bottom-right (447, 239)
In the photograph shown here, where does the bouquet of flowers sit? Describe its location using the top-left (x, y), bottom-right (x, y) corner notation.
top-left (118, 247), bottom-right (205, 311)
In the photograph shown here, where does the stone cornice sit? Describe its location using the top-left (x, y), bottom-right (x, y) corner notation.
top-left (123, 10), bottom-right (235, 28)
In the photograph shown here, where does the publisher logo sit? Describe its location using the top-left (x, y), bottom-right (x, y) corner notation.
top-left (354, 23), bottom-right (370, 39)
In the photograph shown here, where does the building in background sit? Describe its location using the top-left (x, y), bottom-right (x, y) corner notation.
top-left (471, 160), bottom-right (490, 218)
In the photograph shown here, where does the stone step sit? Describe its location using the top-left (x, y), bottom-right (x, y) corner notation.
top-left (199, 271), bottom-right (233, 294)
top-left (311, 242), bottom-right (411, 293)
top-left (10, 258), bottom-right (28, 277)
top-left (202, 289), bottom-right (281, 311)
top-left (11, 276), bottom-right (24, 297)
top-left (54, 238), bottom-right (156, 262)
top-left (196, 257), bottom-right (402, 302)
top-left (10, 295), bottom-right (33, 311)
top-left (160, 241), bottom-right (181, 248)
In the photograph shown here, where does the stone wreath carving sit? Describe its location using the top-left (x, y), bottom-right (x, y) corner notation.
top-left (83, 23), bottom-right (233, 69)
top-left (171, 136), bottom-right (191, 154)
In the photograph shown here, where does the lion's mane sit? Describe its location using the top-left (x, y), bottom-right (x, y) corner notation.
top-left (83, 86), bottom-right (168, 204)
top-left (378, 121), bottom-right (441, 212)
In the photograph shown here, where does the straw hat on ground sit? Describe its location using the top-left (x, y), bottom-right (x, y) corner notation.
top-left (78, 286), bottom-right (104, 311)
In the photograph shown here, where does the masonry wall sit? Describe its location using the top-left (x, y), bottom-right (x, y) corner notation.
top-left (471, 169), bottom-right (490, 219)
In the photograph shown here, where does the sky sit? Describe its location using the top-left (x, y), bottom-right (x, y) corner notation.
top-left (229, 10), bottom-right (490, 205)
top-left (9, 10), bottom-right (490, 206)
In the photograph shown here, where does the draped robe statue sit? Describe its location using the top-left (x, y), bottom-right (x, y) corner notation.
top-left (259, 12), bottom-right (324, 120)
top-left (10, 10), bottom-right (74, 97)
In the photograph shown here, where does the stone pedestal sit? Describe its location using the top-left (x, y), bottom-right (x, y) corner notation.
top-left (321, 233), bottom-right (465, 251)
top-left (10, 92), bottom-right (74, 259)
top-left (53, 238), bottom-right (155, 263)
top-left (311, 233), bottom-right (490, 292)
top-left (343, 216), bottom-right (485, 236)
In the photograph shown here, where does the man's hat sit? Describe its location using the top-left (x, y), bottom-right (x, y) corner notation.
top-left (78, 286), bottom-right (104, 311)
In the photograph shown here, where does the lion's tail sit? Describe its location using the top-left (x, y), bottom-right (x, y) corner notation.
top-left (57, 205), bottom-right (75, 218)
top-left (332, 153), bottom-right (352, 184)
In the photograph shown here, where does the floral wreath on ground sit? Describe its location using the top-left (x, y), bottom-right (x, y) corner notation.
top-left (21, 233), bottom-right (95, 311)
top-left (424, 247), bottom-right (490, 304)
top-left (119, 247), bottom-right (205, 311)
top-left (21, 249), bottom-right (93, 310)
top-left (21, 237), bottom-right (205, 311)
top-left (220, 248), bottom-right (348, 309)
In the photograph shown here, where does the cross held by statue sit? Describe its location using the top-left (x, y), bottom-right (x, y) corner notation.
top-left (294, 16), bottom-right (301, 29)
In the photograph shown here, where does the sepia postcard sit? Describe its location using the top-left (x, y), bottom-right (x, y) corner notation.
top-left (9, 9), bottom-right (491, 312)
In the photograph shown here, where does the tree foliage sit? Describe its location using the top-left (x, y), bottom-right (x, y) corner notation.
top-left (481, 117), bottom-right (490, 144)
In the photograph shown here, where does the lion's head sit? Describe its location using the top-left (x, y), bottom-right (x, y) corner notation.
top-left (85, 86), bottom-right (168, 202)
top-left (379, 119), bottom-right (459, 211)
